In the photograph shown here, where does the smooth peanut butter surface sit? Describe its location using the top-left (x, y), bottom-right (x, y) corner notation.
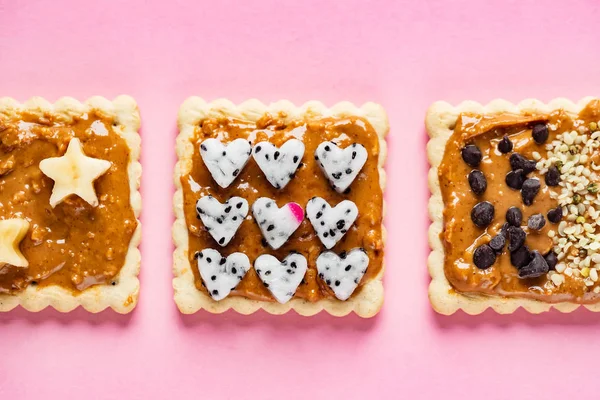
top-left (0, 111), bottom-right (137, 294)
top-left (181, 115), bottom-right (384, 302)
top-left (440, 100), bottom-right (600, 303)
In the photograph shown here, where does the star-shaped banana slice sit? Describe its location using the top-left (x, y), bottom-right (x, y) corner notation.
top-left (39, 138), bottom-right (111, 207)
top-left (0, 218), bottom-right (30, 267)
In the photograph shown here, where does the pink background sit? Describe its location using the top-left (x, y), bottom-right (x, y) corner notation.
top-left (1, 0), bottom-right (600, 399)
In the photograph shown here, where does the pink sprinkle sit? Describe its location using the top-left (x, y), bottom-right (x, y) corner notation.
top-left (287, 202), bottom-right (304, 223)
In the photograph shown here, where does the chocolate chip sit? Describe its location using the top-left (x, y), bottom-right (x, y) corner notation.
top-left (544, 251), bottom-right (558, 270)
top-left (471, 201), bottom-right (495, 228)
top-left (473, 244), bottom-right (496, 269)
top-left (545, 165), bottom-right (560, 186)
top-left (510, 153), bottom-right (536, 174)
top-left (532, 123), bottom-right (549, 144)
top-left (468, 170), bottom-right (487, 195)
top-left (507, 226), bottom-right (526, 251)
top-left (461, 145), bottom-right (482, 167)
top-left (505, 169), bottom-right (525, 190)
top-left (510, 245), bottom-right (531, 268)
top-left (497, 136), bottom-right (513, 153)
top-left (518, 250), bottom-right (549, 279)
top-left (547, 206), bottom-right (563, 223)
top-left (489, 234), bottom-right (506, 253)
top-left (527, 213), bottom-right (546, 231)
top-left (521, 178), bottom-right (541, 206)
top-left (506, 207), bottom-right (523, 226)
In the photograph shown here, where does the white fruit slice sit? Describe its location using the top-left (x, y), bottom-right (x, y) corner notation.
top-left (252, 139), bottom-right (304, 189)
top-left (316, 248), bottom-right (369, 301)
top-left (196, 249), bottom-right (250, 301)
top-left (251, 197), bottom-right (304, 250)
top-left (39, 138), bottom-right (111, 207)
top-left (200, 138), bottom-right (252, 188)
top-left (306, 197), bottom-right (358, 249)
top-left (314, 142), bottom-right (368, 193)
top-left (196, 196), bottom-right (248, 246)
top-left (255, 253), bottom-right (307, 304)
top-left (0, 218), bottom-right (30, 267)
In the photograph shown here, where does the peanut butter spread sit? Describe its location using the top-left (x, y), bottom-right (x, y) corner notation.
top-left (181, 115), bottom-right (384, 302)
top-left (440, 100), bottom-right (600, 303)
top-left (0, 111), bottom-right (136, 294)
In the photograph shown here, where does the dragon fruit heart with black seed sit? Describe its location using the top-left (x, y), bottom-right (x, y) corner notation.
top-left (196, 195), bottom-right (248, 246)
top-left (252, 139), bottom-right (305, 189)
top-left (200, 138), bottom-right (252, 188)
top-left (196, 249), bottom-right (250, 301)
top-left (314, 141), bottom-right (368, 193)
top-left (254, 252), bottom-right (307, 304)
top-left (252, 197), bottom-right (304, 250)
top-left (306, 197), bottom-right (358, 249)
top-left (317, 248), bottom-right (369, 301)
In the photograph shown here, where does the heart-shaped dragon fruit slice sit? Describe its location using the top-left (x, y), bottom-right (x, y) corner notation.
top-left (316, 248), bottom-right (369, 301)
top-left (306, 197), bottom-right (358, 249)
top-left (252, 197), bottom-right (304, 250)
top-left (255, 252), bottom-right (307, 304)
top-left (314, 142), bottom-right (368, 193)
top-left (196, 195), bottom-right (248, 246)
top-left (252, 139), bottom-right (305, 189)
top-left (196, 249), bottom-right (250, 301)
top-left (200, 138), bottom-right (252, 188)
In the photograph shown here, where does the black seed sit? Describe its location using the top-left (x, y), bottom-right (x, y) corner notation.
top-left (547, 206), bottom-right (563, 223)
top-left (206, 257), bottom-right (212, 263)
top-left (352, 151), bottom-right (357, 159)
top-left (264, 283), bottom-right (269, 288)
top-left (220, 257), bottom-right (226, 265)
top-left (506, 207), bottom-right (523, 226)
top-left (291, 262), bottom-right (297, 268)
top-left (293, 155), bottom-right (299, 163)
top-left (324, 145), bottom-right (331, 151)
top-left (287, 269), bottom-right (292, 274)
top-left (232, 216), bottom-right (237, 221)
top-left (218, 237), bottom-right (225, 245)
top-left (323, 232), bottom-right (329, 238)
top-left (326, 280), bottom-right (331, 285)
top-left (473, 244), bottom-right (496, 269)
top-left (288, 173), bottom-right (295, 179)
top-left (265, 270), bottom-right (271, 276)
top-left (216, 217), bottom-right (223, 224)
top-left (521, 178), bottom-right (541, 206)
top-left (507, 226), bottom-right (526, 251)
top-left (345, 168), bottom-right (352, 174)
top-left (222, 151), bottom-right (226, 156)
top-left (544, 252), bottom-right (558, 270)
top-left (489, 234), bottom-right (506, 253)
top-left (506, 169), bottom-right (525, 190)
top-left (236, 202), bottom-right (243, 209)
top-left (212, 290), bottom-right (219, 296)
top-left (468, 170), bottom-right (487, 195)
top-left (461, 145), bottom-right (482, 167)
top-left (314, 154), bottom-right (319, 160)
top-left (345, 265), bottom-right (351, 271)
top-left (255, 145), bottom-right (261, 153)
top-left (233, 169), bottom-right (239, 177)
top-left (527, 214), bottom-right (546, 231)
top-left (274, 151), bottom-right (280, 160)
top-left (224, 206), bottom-right (232, 213)
top-left (545, 166), bottom-right (560, 186)
top-left (261, 238), bottom-right (268, 247)
top-left (470, 201), bottom-right (495, 228)
top-left (335, 280), bottom-right (340, 287)
top-left (510, 153), bottom-right (536, 174)
top-left (197, 251), bottom-right (203, 259)
top-left (316, 211), bottom-right (322, 219)
top-left (197, 208), bottom-right (205, 214)
top-left (320, 221), bottom-right (325, 226)
top-left (211, 275), bottom-right (216, 281)
top-left (232, 267), bottom-right (237, 274)
top-left (518, 250), bottom-right (549, 278)
top-left (532, 123), bottom-right (549, 144)
top-left (497, 136), bottom-right (513, 153)
top-left (201, 144), bottom-right (207, 151)
top-left (346, 209), bottom-right (352, 214)
top-left (336, 220), bottom-right (345, 229)
top-left (266, 202), bottom-right (272, 208)
top-left (332, 172), bottom-right (342, 180)
top-left (267, 224), bottom-right (274, 231)
top-left (510, 245), bottom-right (531, 268)
top-left (329, 229), bottom-right (335, 236)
